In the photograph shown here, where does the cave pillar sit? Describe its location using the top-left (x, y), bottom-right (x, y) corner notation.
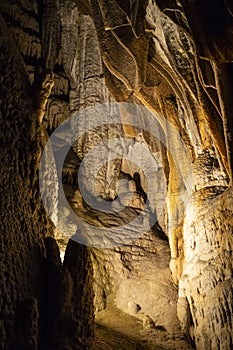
top-left (178, 186), bottom-right (233, 349)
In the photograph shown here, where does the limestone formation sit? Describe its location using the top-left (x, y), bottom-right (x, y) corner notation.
top-left (0, 0), bottom-right (233, 349)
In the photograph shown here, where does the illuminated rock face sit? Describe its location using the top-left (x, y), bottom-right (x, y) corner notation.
top-left (180, 188), bottom-right (233, 349)
top-left (87, 2), bottom-right (233, 349)
top-left (0, 0), bottom-right (233, 349)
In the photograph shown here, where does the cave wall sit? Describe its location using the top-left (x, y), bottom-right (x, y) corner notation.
top-left (87, 1), bottom-right (233, 348)
top-left (0, 1), bottom-right (94, 349)
top-left (0, 0), bottom-right (233, 349)
top-left (0, 11), bottom-right (47, 348)
top-left (91, 228), bottom-right (181, 333)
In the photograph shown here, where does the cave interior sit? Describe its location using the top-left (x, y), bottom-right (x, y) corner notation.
top-left (0, 0), bottom-right (233, 349)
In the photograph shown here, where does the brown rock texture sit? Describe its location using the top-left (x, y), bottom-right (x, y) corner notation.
top-left (0, 0), bottom-right (233, 350)
top-left (0, 1), bottom-right (94, 349)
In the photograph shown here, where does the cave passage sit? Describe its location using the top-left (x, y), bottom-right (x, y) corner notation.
top-left (0, 0), bottom-right (233, 349)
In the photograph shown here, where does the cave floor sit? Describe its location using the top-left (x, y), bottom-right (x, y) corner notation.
top-left (94, 303), bottom-right (193, 350)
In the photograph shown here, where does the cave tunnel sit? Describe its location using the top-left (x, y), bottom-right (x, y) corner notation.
top-left (0, 0), bottom-right (233, 349)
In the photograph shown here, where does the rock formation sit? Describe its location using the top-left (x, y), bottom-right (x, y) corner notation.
top-left (0, 0), bottom-right (233, 349)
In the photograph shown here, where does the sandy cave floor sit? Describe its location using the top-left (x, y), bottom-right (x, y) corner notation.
top-left (94, 303), bottom-right (194, 350)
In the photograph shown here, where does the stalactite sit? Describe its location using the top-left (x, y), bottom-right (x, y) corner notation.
top-left (213, 62), bottom-right (233, 183)
top-left (53, 73), bottom-right (69, 96)
top-left (41, 0), bottom-right (60, 70)
top-left (9, 27), bottom-right (41, 59)
top-left (0, 2), bottom-right (39, 32)
top-left (33, 67), bottom-right (54, 124)
top-left (44, 98), bottom-right (70, 130)
top-left (60, 0), bottom-right (83, 87)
